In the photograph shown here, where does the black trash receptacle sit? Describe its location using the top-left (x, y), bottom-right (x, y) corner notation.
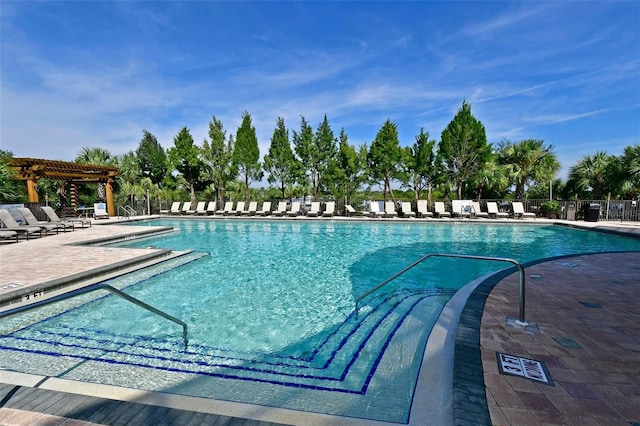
top-left (584, 203), bottom-right (600, 222)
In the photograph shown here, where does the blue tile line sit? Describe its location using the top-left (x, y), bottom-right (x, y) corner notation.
top-left (1, 289), bottom-right (453, 394)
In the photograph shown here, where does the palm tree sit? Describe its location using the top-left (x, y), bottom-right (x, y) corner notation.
top-left (75, 147), bottom-right (115, 201)
top-left (497, 139), bottom-right (560, 199)
top-left (567, 151), bottom-right (614, 199)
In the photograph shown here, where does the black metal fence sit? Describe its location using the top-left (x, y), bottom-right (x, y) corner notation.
top-left (9, 198), bottom-right (640, 222)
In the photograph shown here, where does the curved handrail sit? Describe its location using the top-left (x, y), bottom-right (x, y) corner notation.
top-left (1, 283), bottom-right (188, 349)
top-left (354, 253), bottom-right (527, 325)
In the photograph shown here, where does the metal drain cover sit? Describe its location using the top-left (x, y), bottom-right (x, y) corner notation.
top-left (497, 353), bottom-right (553, 385)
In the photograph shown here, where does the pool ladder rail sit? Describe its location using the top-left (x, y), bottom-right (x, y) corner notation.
top-left (0, 283), bottom-right (189, 349)
top-left (354, 252), bottom-right (528, 327)
top-left (117, 205), bottom-right (138, 220)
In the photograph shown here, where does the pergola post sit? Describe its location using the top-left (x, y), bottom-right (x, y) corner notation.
top-left (26, 179), bottom-right (39, 203)
top-left (106, 178), bottom-right (115, 217)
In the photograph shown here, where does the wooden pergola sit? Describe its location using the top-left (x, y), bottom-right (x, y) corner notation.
top-left (10, 158), bottom-right (119, 217)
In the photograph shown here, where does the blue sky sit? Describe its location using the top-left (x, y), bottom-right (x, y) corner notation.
top-left (1, 1), bottom-right (638, 180)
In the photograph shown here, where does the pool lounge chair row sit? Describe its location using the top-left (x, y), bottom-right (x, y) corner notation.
top-left (346, 200), bottom-right (535, 219)
top-left (161, 201), bottom-right (337, 217)
top-left (0, 206), bottom-right (91, 242)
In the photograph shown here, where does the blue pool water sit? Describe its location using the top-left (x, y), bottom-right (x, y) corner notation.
top-left (2, 220), bottom-right (639, 423)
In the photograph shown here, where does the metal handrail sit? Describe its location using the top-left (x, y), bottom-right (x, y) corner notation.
top-left (1, 283), bottom-right (188, 349)
top-left (354, 252), bottom-right (527, 325)
top-left (117, 205), bottom-right (137, 219)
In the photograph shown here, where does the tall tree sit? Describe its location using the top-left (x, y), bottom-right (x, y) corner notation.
top-left (497, 138), bottom-right (560, 199)
top-left (567, 151), bottom-right (615, 199)
top-left (264, 117), bottom-right (299, 199)
top-left (326, 129), bottom-right (368, 206)
top-left (616, 144), bottom-right (640, 198)
top-left (116, 151), bottom-right (142, 207)
top-left (136, 130), bottom-right (168, 210)
top-left (233, 111), bottom-right (262, 202)
top-left (292, 116), bottom-right (315, 198)
top-left (167, 127), bottom-right (203, 205)
top-left (438, 101), bottom-right (491, 199)
top-left (0, 150), bottom-right (21, 202)
top-left (201, 116), bottom-right (235, 207)
top-left (368, 119), bottom-right (403, 202)
top-left (403, 128), bottom-right (438, 201)
top-left (309, 115), bottom-right (338, 199)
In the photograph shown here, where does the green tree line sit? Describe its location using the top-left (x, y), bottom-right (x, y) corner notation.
top-left (1, 101), bottom-right (638, 210)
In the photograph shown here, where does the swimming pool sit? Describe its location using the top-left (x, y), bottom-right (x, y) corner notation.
top-left (2, 220), bottom-right (640, 423)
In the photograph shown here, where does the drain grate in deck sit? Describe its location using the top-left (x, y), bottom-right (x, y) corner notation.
top-left (497, 353), bottom-right (553, 385)
top-left (553, 337), bottom-right (582, 348)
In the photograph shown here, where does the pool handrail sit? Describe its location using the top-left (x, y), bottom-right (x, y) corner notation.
top-left (354, 252), bottom-right (527, 325)
top-left (1, 283), bottom-right (189, 349)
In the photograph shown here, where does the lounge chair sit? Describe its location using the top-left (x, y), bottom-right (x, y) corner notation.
top-left (512, 202), bottom-right (536, 219)
top-left (486, 202), bottom-right (509, 219)
top-left (322, 201), bottom-right (335, 217)
top-left (307, 202), bottom-right (321, 217)
top-left (160, 201), bottom-right (180, 215)
top-left (194, 201), bottom-right (207, 215)
top-left (206, 201), bottom-right (216, 215)
top-left (257, 201), bottom-right (272, 216)
top-left (286, 202), bottom-right (301, 217)
top-left (451, 200), bottom-right (472, 218)
top-left (242, 201), bottom-right (258, 216)
top-left (17, 207), bottom-right (63, 234)
top-left (216, 201), bottom-right (234, 215)
top-left (345, 204), bottom-right (364, 216)
top-left (401, 202), bottom-right (416, 218)
top-left (368, 201), bottom-right (383, 218)
top-left (434, 202), bottom-right (451, 218)
top-left (416, 200), bottom-right (433, 218)
top-left (232, 201), bottom-right (246, 215)
top-left (41, 206), bottom-right (89, 228)
top-left (384, 201), bottom-right (398, 218)
top-left (181, 202), bottom-right (193, 215)
top-left (0, 209), bottom-right (43, 239)
top-left (272, 201), bottom-right (287, 216)
top-left (93, 202), bottom-right (109, 219)
top-left (471, 201), bottom-right (489, 219)
top-left (0, 230), bottom-right (18, 243)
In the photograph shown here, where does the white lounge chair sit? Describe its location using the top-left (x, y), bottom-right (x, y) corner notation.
top-left (369, 201), bottom-right (383, 218)
top-left (41, 206), bottom-right (89, 228)
top-left (486, 202), bottom-right (509, 219)
top-left (401, 202), bottom-right (416, 218)
top-left (216, 201), bottom-right (233, 215)
top-left (94, 202), bottom-right (109, 219)
top-left (164, 202), bottom-right (181, 215)
top-left (471, 201), bottom-right (489, 218)
top-left (17, 207), bottom-right (63, 234)
top-left (512, 202), bottom-right (536, 219)
top-left (242, 201), bottom-right (258, 216)
top-left (434, 202), bottom-right (451, 218)
top-left (257, 202), bottom-right (272, 216)
top-left (206, 201), bottom-right (216, 215)
top-left (180, 202), bottom-right (192, 215)
top-left (416, 200), bottom-right (433, 218)
top-left (232, 201), bottom-right (246, 215)
top-left (451, 200), bottom-right (472, 218)
top-left (194, 201), bottom-right (207, 215)
top-left (307, 202), bottom-right (321, 217)
top-left (287, 202), bottom-right (301, 217)
top-left (384, 201), bottom-right (398, 218)
top-left (323, 201), bottom-right (335, 217)
top-left (273, 201), bottom-right (287, 216)
top-left (0, 209), bottom-right (42, 239)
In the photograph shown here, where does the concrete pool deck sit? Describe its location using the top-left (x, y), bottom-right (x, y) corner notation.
top-left (0, 217), bottom-right (638, 425)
